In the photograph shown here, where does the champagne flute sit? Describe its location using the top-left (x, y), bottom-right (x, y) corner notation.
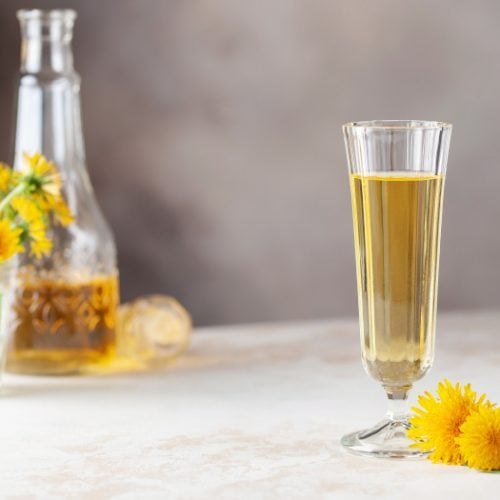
top-left (342, 120), bottom-right (452, 458)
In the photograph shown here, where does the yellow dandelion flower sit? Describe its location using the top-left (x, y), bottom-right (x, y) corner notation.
top-left (23, 152), bottom-right (59, 181)
top-left (0, 163), bottom-right (13, 192)
top-left (31, 237), bottom-right (52, 258)
top-left (11, 196), bottom-right (44, 224)
top-left (0, 219), bottom-right (24, 262)
top-left (408, 379), bottom-right (488, 464)
top-left (456, 405), bottom-right (500, 471)
top-left (0, 152), bottom-right (73, 260)
top-left (52, 198), bottom-right (74, 226)
top-left (27, 219), bottom-right (52, 258)
top-left (22, 153), bottom-right (63, 206)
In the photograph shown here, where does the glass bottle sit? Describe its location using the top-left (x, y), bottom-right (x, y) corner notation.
top-left (6, 9), bottom-right (119, 375)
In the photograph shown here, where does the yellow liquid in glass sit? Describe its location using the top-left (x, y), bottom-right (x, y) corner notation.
top-left (6, 273), bottom-right (119, 375)
top-left (350, 172), bottom-right (444, 388)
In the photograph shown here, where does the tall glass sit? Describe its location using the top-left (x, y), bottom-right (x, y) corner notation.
top-left (342, 120), bottom-right (452, 458)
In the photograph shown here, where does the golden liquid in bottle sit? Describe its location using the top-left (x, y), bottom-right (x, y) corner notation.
top-left (350, 172), bottom-right (444, 389)
top-left (6, 273), bottom-right (119, 375)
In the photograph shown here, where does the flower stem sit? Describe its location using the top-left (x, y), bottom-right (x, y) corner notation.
top-left (0, 183), bottom-right (25, 214)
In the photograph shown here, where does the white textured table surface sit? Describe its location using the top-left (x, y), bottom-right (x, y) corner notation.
top-left (0, 311), bottom-right (499, 499)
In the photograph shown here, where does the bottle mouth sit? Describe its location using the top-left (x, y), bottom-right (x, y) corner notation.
top-left (17, 9), bottom-right (77, 41)
top-left (17, 9), bottom-right (77, 23)
top-left (343, 120), bottom-right (452, 131)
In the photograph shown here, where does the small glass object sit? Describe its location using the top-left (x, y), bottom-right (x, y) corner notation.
top-left (114, 295), bottom-right (192, 370)
top-left (6, 9), bottom-right (119, 375)
top-left (342, 120), bottom-right (452, 458)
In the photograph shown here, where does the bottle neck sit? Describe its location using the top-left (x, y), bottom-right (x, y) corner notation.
top-left (21, 37), bottom-right (74, 74)
top-left (14, 10), bottom-right (86, 177)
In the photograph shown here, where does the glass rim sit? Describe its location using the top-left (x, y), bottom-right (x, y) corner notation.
top-left (343, 120), bottom-right (452, 131)
top-left (17, 9), bottom-right (77, 22)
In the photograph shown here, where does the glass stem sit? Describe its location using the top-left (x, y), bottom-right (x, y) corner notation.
top-left (385, 387), bottom-right (411, 421)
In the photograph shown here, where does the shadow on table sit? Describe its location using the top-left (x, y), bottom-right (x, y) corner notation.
top-left (0, 322), bottom-right (360, 397)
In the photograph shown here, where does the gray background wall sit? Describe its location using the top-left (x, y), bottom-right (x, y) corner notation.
top-left (0, 0), bottom-right (498, 325)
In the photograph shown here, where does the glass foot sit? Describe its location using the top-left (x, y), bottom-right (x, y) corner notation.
top-left (341, 418), bottom-right (428, 459)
